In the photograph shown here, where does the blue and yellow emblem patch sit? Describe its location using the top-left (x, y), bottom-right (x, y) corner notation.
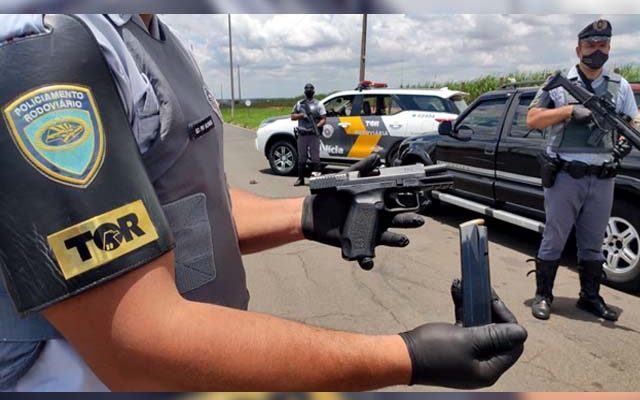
top-left (2, 84), bottom-right (105, 187)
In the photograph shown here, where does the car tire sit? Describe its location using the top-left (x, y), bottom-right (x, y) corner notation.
top-left (268, 140), bottom-right (298, 176)
top-left (602, 198), bottom-right (640, 291)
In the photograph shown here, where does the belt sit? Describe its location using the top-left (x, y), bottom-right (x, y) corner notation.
top-left (558, 160), bottom-right (616, 179)
top-left (559, 162), bottom-right (604, 176)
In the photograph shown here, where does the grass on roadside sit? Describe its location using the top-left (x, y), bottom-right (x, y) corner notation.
top-left (220, 106), bottom-right (290, 130)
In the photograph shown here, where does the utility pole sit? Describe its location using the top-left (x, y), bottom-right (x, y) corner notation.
top-left (228, 14), bottom-right (235, 117)
top-left (237, 64), bottom-right (242, 101)
top-left (359, 14), bottom-right (367, 83)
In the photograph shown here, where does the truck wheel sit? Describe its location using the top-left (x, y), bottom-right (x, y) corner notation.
top-left (268, 140), bottom-right (298, 176)
top-left (602, 198), bottom-right (640, 291)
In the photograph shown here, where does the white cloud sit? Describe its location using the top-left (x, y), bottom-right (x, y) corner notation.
top-left (161, 14), bottom-right (640, 99)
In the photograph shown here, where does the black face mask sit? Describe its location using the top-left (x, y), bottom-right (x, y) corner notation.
top-left (581, 49), bottom-right (609, 70)
top-left (304, 90), bottom-right (315, 99)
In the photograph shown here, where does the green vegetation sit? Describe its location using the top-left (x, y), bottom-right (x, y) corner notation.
top-left (408, 64), bottom-right (640, 102)
top-left (220, 64), bottom-right (640, 130)
top-left (220, 106), bottom-right (290, 130)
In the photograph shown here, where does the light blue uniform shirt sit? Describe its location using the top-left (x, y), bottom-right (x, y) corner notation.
top-left (545, 65), bottom-right (638, 164)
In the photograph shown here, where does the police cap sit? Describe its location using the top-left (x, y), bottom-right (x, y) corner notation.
top-left (578, 19), bottom-right (612, 42)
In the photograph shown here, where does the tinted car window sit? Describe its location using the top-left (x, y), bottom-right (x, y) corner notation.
top-left (451, 95), bottom-right (468, 113)
top-left (358, 95), bottom-right (394, 116)
top-left (396, 95), bottom-right (459, 113)
top-left (510, 94), bottom-right (544, 139)
top-left (457, 97), bottom-right (508, 136)
top-left (324, 95), bottom-right (356, 117)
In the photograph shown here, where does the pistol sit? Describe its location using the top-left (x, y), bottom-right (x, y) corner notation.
top-left (309, 163), bottom-right (453, 269)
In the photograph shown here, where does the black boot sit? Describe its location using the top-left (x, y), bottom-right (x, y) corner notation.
top-left (293, 163), bottom-right (305, 186)
top-left (527, 258), bottom-right (559, 320)
top-left (576, 260), bottom-right (618, 321)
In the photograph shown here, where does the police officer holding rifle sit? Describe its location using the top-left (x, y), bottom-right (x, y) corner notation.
top-left (527, 19), bottom-right (639, 321)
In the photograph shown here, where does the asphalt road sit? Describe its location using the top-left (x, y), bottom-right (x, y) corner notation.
top-left (223, 123), bottom-right (640, 392)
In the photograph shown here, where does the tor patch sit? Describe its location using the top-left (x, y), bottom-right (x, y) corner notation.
top-left (2, 84), bottom-right (105, 188)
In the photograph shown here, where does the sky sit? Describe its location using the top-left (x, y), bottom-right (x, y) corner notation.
top-left (162, 14), bottom-right (640, 100)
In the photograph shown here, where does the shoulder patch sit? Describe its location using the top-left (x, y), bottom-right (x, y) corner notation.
top-left (48, 199), bottom-right (159, 280)
top-left (2, 84), bottom-right (105, 188)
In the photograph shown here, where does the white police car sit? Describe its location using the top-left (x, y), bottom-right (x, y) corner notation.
top-left (255, 81), bottom-right (468, 175)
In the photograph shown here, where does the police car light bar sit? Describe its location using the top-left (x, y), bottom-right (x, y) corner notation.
top-left (356, 80), bottom-right (388, 91)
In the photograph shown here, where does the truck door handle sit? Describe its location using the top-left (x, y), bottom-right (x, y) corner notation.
top-left (484, 147), bottom-right (495, 156)
top-left (338, 122), bottom-right (351, 128)
top-left (389, 123), bottom-right (402, 129)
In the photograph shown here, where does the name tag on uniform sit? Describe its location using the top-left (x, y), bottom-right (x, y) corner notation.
top-left (188, 115), bottom-right (214, 140)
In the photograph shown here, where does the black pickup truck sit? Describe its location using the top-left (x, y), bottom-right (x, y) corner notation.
top-left (394, 85), bottom-right (640, 291)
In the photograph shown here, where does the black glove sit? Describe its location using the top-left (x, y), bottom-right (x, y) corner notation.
top-left (301, 154), bottom-right (425, 269)
top-left (450, 278), bottom-right (517, 325)
top-left (571, 104), bottom-right (593, 124)
top-left (613, 137), bottom-right (632, 160)
top-left (399, 282), bottom-right (527, 389)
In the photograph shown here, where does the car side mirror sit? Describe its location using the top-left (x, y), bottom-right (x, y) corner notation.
top-left (438, 120), bottom-right (453, 136)
top-left (453, 125), bottom-right (474, 141)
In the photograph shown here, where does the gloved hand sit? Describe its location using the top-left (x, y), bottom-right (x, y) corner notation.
top-left (301, 154), bottom-right (425, 269)
top-left (450, 278), bottom-right (518, 325)
top-left (399, 282), bottom-right (527, 389)
top-left (613, 137), bottom-right (632, 160)
top-left (571, 104), bottom-right (594, 124)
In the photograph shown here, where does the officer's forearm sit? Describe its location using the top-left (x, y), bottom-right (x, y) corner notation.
top-left (229, 188), bottom-right (305, 254)
top-left (527, 106), bottom-right (573, 130)
top-left (44, 254), bottom-right (412, 391)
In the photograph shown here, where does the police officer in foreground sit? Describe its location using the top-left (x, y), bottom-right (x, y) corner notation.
top-left (527, 19), bottom-right (638, 321)
top-left (291, 83), bottom-right (326, 186)
top-left (0, 14), bottom-right (526, 391)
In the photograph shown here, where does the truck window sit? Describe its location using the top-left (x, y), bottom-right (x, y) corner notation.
top-left (510, 94), bottom-right (544, 139)
top-left (457, 97), bottom-right (508, 136)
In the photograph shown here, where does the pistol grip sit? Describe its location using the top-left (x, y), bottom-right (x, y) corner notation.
top-left (341, 201), bottom-right (381, 268)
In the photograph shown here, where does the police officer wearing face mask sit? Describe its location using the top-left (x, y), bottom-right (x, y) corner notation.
top-left (526, 19), bottom-right (638, 321)
top-left (291, 83), bottom-right (326, 186)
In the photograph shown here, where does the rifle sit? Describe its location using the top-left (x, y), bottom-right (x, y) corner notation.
top-left (309, 163), bottom-right (453, 270)
top-left (542, 71), bottom-right (640, 150)
top-left (300, 100), bottom-right (322, 137)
